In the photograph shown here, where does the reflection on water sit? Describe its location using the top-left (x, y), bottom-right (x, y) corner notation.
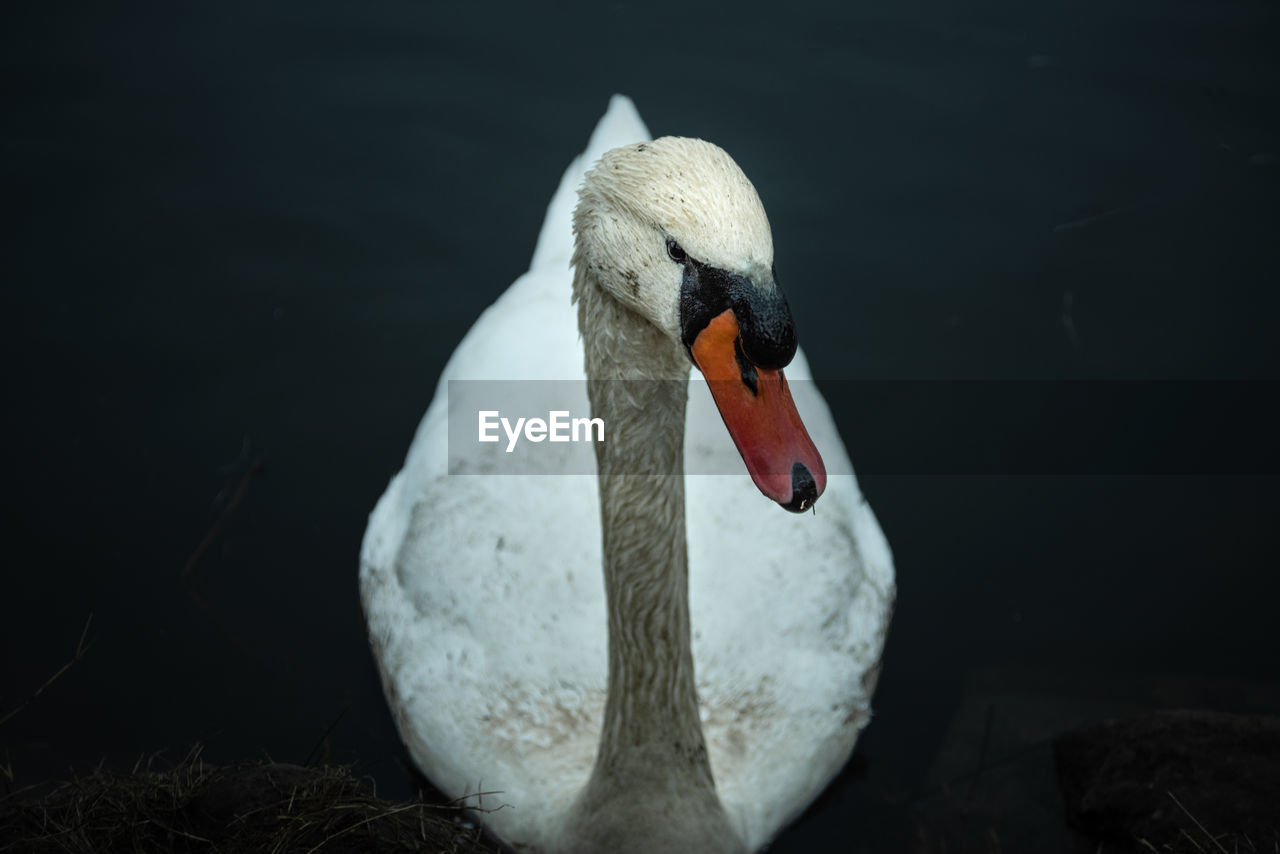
top-left (3, 0), bottom-right (1278, 850)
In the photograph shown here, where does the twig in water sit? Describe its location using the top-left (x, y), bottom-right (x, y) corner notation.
top-left (0, 613), bottom-right (94, 728)
top-left (183, 457), bottom-right (266, 580)
top-left (303, 705), bottom-right (351, 768)
top-left (182, 456), bottom-right (265, 656)
top-left (1052, 199), bottom-right (1155, 232)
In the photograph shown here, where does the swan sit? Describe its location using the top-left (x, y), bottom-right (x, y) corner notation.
top-left (360, 95), bottom-right (895, 853)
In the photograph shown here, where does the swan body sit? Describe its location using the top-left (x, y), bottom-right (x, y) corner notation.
top-left (360, 96), bottom-right (895, 853)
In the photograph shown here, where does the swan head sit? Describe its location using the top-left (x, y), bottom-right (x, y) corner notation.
top-left (573, 137), bottom-right (826, 512)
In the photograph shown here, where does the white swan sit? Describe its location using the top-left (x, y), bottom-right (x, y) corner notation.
top-left (360, 95), bottom-right (895, 853)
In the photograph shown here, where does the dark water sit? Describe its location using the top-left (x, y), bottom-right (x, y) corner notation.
top-left (4, 1), bottom-right (1278, 849)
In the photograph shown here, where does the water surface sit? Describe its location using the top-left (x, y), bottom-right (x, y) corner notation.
top-left (4, 1), bottom-right (1278, 849)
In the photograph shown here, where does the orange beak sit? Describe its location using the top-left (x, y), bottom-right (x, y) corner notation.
top-left (690, 309), bottom-right (827, 511)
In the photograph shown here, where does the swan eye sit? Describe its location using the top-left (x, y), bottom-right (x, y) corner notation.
top-left (666, 239), bottom-right (688, 264)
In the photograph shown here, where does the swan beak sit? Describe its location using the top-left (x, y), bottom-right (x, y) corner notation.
top-left (691, 309), bottom-right (827, 512)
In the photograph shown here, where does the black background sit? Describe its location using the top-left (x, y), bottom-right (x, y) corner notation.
top-left (4, 1), bottom-right (1278, 849)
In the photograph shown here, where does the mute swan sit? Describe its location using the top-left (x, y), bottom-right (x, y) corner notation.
top-left (360, 95), bottom-right (894, 853)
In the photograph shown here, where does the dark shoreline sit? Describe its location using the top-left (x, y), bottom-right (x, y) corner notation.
top-left (3, 710), bottom-right (1276, 854)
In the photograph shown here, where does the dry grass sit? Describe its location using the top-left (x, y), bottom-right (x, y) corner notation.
top-left (0, 747), bottom-right (498, 854)
top-left (1132, 790), bottom-right (1280, 854)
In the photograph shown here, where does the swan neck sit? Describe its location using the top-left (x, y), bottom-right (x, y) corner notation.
top-left (576, 265), bottom-right (715, 791)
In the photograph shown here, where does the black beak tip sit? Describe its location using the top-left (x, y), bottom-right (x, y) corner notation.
top-left (782, 462), bottom-right (818, 513)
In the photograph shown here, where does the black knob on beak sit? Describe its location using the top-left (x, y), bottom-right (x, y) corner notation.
top-left (679, 260), bottom-right (797, 370)
top-left (731, 276), bottom-right (797, 371)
